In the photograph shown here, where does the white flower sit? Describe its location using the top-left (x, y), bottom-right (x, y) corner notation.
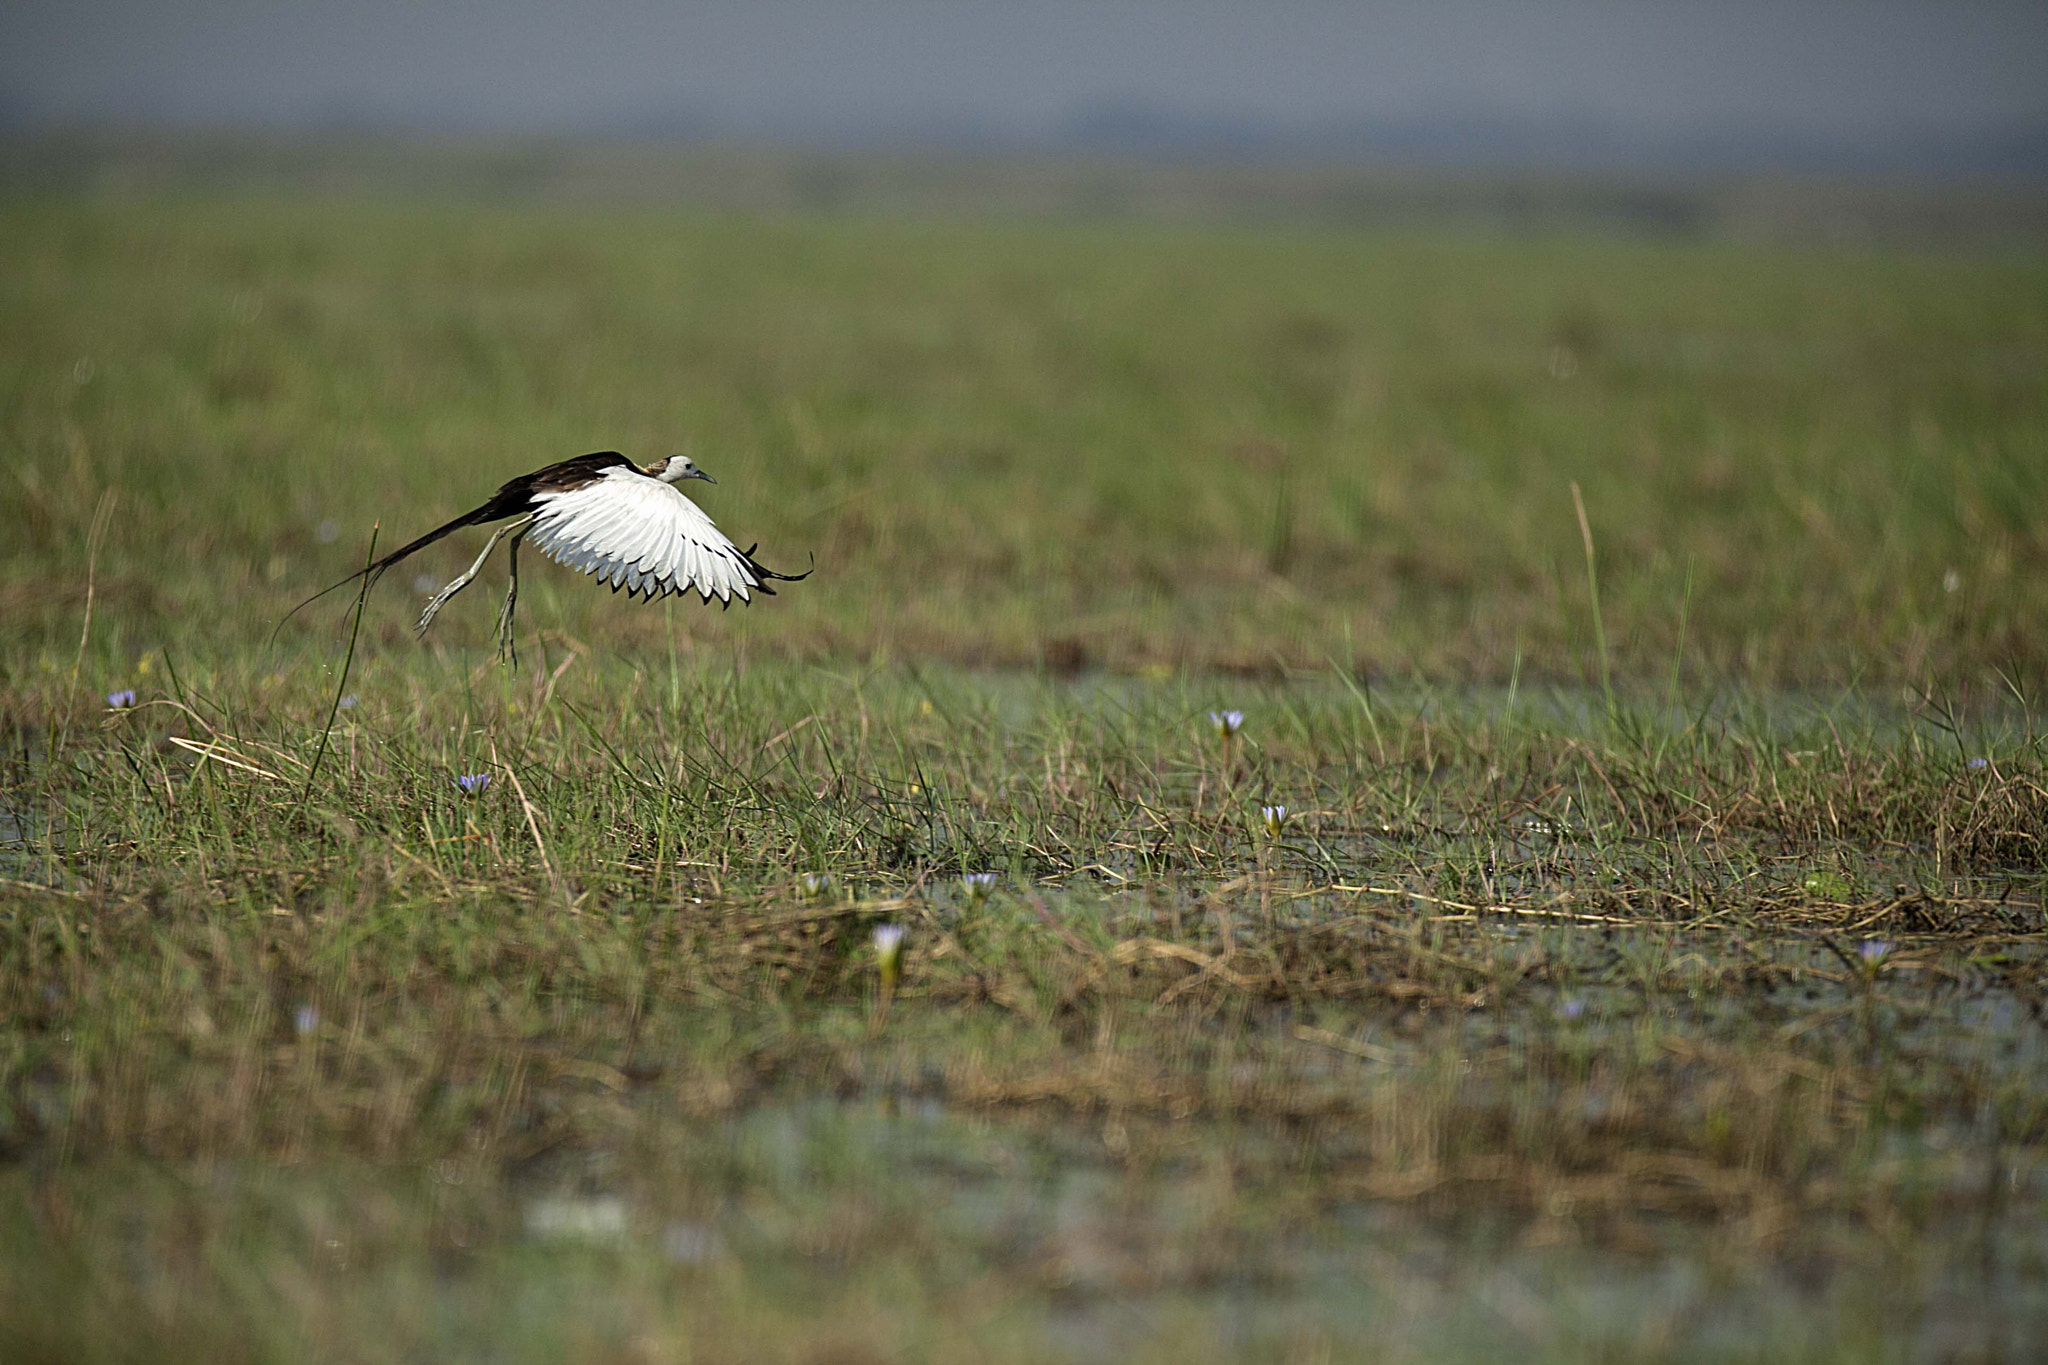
top-left (800, 872), bottom-right (835, 899)
top-left (1262, 804), bottom-right (1289, 838)
top-left (961, 872), bottom-right (997, 901)
top-left (872, 923), bottom-right (906, 998)
top-left (1208, 709), bottom-right (1244, 739)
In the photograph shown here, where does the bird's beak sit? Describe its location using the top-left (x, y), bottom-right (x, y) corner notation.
top-left (689, 468), bottom-right (716, 484)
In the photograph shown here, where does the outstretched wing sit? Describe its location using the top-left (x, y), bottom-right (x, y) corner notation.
top-left (525, 468), bottom-right (801, 605)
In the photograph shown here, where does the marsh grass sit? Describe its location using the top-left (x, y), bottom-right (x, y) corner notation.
top-left (3, 198), bottom-right (2046, 688)
top-left (2, 649), bottom-right (2045, 1360)
top-left (2, 182), bottom-right (2047, 1359)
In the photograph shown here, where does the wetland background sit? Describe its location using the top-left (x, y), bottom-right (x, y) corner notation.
top-left (2, 127), bottom-right (2046, 1362)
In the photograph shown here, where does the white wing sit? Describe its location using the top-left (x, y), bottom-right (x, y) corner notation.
top-left (526, 468), bottom-right (766, 605)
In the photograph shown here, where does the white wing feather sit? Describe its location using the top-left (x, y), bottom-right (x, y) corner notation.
top-left (527, 468), bottom-right (762, 604)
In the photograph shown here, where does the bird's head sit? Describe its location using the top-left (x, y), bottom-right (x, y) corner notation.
top-left (649, 455), bottom-right (716, 485)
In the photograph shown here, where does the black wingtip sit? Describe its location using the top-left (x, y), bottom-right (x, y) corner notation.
top-left (741, 544), bottom-right (814, 585)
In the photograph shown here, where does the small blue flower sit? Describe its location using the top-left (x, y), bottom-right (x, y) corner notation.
top-left (1262, 804), bottom-right (1290, 838)
top-left (1558, 998), bottom-right (1586, 1020)
top-left (339, 694), bottom-right (359, 711)
top-left (454, 773), bottom-right (491, 797)
top-left (962, 872), bottom-right (997, 901)
top-left (801, 872), bottom-right (835, 899)
top-left (1858, 939), bottom-right (1891, 963)
top-left (1967, 757), bottom-right (1989, 771)
top-left (1209, 710), bottom-right (1244, 739)
top-left (293, 1004), bottom-right (320, 1036)
top-left (106, 689), bottom-right (136, 709)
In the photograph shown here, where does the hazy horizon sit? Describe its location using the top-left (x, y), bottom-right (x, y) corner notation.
top-left (6, 1), bottom-right (2046, 178)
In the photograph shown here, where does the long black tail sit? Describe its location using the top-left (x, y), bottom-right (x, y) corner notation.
top-left (738, 544), bottom-right (815, 594)
top-left (273, 498), bottom-right (508, 637)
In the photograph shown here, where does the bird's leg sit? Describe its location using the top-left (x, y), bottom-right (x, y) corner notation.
top-left (494, 521), bottom-right (532, 665)
top-left (415, 519), bottom-right (526, 638)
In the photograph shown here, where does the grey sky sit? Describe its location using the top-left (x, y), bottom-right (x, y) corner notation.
top-left (6, 0), bottom-right (2045, 141)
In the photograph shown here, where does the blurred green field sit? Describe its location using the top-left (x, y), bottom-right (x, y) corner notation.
top-left (3, 185), bottom-right (2047, 1362)
top-left (3, 198), bottom-right (2045, 687)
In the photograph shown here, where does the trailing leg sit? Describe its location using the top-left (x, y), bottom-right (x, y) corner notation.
top-left (415, 518), bottom-right (529, 638)
top-left (494, 522), bottom-right (531, 665)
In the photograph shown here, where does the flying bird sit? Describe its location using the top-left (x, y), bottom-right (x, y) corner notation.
top-left (285, 451), bottom-right (807, 658)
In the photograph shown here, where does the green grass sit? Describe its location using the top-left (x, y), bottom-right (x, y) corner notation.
top-left (2, 186), bottom-right (2047, 1360)
top-left (3, 198), bottom-right (2046, 685)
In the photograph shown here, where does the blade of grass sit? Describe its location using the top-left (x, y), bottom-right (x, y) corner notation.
top-left (1571, 481), bottom-right (1617, 726)
top-left (297, 524), bottom-right (378, 815)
